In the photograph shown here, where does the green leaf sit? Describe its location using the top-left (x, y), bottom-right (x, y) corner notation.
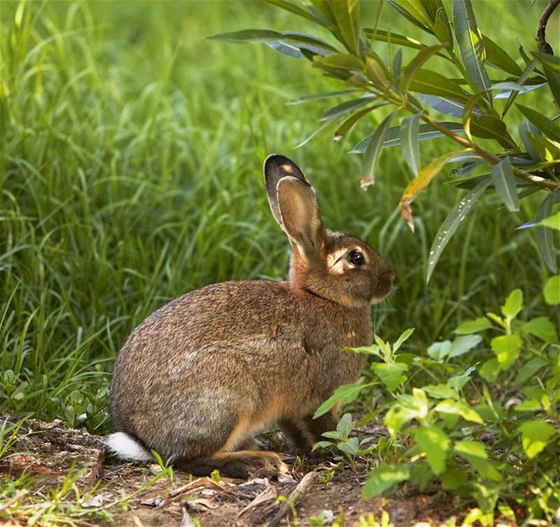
top-left (425, 0), bottom-right (453, 47)
top-left (362, 464), bottom-right (410, 499)
top-left (417, 94), bottom-right (473, 118)
top-left (402, 45), bottom-right (447, 89)
top-left (372, 362), bottom-right (407, 392)
top-left (544, 275), bottom-right (560, 305)
top-left (514, 400), bottom-right (542, 412)
top-left (351, 121), bottom-right (465, 152)
top-left (336, 412), bottom-right (355, 437)
top-left (502, 60), bottom-right (538, 117)
top-left (455, 317), bottom-right (492, 334)
top-left (393, 48), bottom-right (403, 85)
top-left (491, 334), bottom-right (522, 369)
top-left (365, 56), bottom-right (389, 90)
top-left (513, 357), bottom-right (548, 386)
top-left (501, 289), bottom-right (523, 320)
top-left (453, 0), bottom-right (491, 96)
top-left (518, 119), bottom-right (542, 161)
top-left (441, 463), bottom-right (469, 490)
top-left (400, 150), bottom-right (467, 232)
top-left (516, 104), bottom-right (560, 142)
top-left (427, 178), bottom-right (491, 282)
top-left (314, 382), bottom-right (364, 418)
top-left (479, 358), bottom-right (500, 382)
top-left (328, 0), bottom-right (360, 54)
top-left (434, 399), bottom-right (483, 423)
top-left (448, 334), bottom-right (482, 358)
top-left (491, 157), bottom-right (519, 212)
top-left (409, 69), bottom-right (469, 100)
top-left (427, 340), bottom-right (452, 361)
top-left (531, 50), bottom-right (560, 74)
top-left (366, 27), bottom-right (444, 56)
top-left (543, 66), bottom-right (560, 108)
top-left (287, 89), bottom-right (358, 105)
top-left (454, 440), bottom-right (490, 475)
top-left (295, 119), bottom-right (339, 149)
top-left (538, 211), bottom-right (560, 231)
top-left (400, 114), bottom-right (421, 177)
top-left (522, 317), bottom-right (557, 343)
top-left (312, 440), bottom-right (335, 451)
top-left (208, 29), bottom-right (338, 56)
top-left (423, 384), bottom-right (457, 399)
top-left (471, 115), bottom-right (517, 149)
top-left (414, 426), bottom-right (450, 475)
top-left (309, 0), bottom-right (336, 24)
top-left (313, 53), bottom-right (363, 80)
top-left (491, 81), bottom-right (546, 99)
top-left (384, 403), bottom-right (419, 434)
top-left (519, 420), bottom-right (555, 459)
top-left (386, 0), bottom-right (433, 33)
top-left (320, 96), bottom-right (378, 121)
top-left (482, 34), bottom-right (522, 76)
top-left (447, 365), bottom-right (476, 390)
top-left (360, 112), bottom-right (396, 188)
top-left (261, 0), bottom-right (331, 27)
top-left (535, 192), bottom-right (559, 273)
top-left (393, 327), bottom-right (416, 353)
top-left (337, 437), bottom-right (360, 456)
top-left (334, 104), bottom-right (387, 140)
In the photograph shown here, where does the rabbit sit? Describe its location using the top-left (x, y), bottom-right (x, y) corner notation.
top-left (107, 154), bottom-right (394, 479)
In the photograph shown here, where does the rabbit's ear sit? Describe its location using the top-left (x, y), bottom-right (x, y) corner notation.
top-left (276, 176), bottom-right (325, 261)
top-left (264, 155), bottom-right (308, 227)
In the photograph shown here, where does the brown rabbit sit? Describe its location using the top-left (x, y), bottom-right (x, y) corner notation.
top-left (107, 154), bottom-right (394, 478)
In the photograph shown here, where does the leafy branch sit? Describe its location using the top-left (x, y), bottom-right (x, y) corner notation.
top-left (210, 0), bottom-right (560, 280)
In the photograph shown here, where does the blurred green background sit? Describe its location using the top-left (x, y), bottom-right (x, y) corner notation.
top-left (0, 0), bottom-right (555, 431)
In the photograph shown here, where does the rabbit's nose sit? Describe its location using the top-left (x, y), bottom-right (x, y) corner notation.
top-left (377, 268), bottom-right (395, 297)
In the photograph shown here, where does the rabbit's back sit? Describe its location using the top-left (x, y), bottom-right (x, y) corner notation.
top-left (110, 280), bottom-right (371, 451)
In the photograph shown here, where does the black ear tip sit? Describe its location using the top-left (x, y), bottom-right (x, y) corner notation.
top-left (264, 154), bottom-right (295, 171)
top-left (263, 154), bottom-right (307, 184)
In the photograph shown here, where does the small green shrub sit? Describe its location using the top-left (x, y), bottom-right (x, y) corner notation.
top-left (319, 278), bottom-right (560, 524)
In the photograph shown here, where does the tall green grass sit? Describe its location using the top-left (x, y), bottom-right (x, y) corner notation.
top-left (0, 0), bottom-right (554, 432)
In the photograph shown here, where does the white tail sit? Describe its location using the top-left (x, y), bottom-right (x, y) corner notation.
top-left (106, 432), bottom-right (153, 461)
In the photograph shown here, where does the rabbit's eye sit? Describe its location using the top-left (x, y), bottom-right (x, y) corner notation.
top-left (347, 250), bottom-right (365, 266)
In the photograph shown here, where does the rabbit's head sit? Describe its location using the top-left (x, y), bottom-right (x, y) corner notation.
top-left (264, 155), bottom-right (394, 309)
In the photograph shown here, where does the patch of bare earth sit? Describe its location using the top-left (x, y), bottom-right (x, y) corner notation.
top-left (1, 414), bottom-right (461, 526)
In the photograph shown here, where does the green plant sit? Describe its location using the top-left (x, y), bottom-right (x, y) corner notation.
top-left (313, 413), bottom-right (375, 471)
top-left (322, 280), bottom-right (559, 524)
top-left (212, 0), bottom-right (560, 280)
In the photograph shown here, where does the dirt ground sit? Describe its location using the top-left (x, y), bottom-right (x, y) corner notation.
top-left (0, 414), bottom-right (464, 526)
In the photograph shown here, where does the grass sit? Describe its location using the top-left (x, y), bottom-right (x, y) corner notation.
top-left (0, 0), bottom-right (555, 436)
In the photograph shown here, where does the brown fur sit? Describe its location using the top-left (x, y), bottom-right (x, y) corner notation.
top-left (109, 155), bottom-right (394, 478)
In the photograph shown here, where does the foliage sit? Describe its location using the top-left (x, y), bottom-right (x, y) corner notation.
top-left (211, 0), bottom-right (560, 280)
top-left (319, 281), bottom-right (560, 524)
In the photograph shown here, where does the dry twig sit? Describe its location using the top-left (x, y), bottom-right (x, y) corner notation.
top-left (267, 471), bottom-right (318, 527)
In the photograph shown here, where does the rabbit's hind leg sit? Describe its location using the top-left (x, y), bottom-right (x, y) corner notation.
top-left (175, 450), bottom-right (289, 479)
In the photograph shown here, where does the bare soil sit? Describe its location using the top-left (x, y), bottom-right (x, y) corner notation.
top-left (0, 414), bottom-right (464, 526)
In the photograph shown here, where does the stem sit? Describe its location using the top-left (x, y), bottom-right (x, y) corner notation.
top-left (401, 98), bottom-right (560, 190)
top-left (536, 0), bottom-right (560, 55)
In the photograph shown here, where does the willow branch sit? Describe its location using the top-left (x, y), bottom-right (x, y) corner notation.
top-left (536, 0), bottom-right (560, 55)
